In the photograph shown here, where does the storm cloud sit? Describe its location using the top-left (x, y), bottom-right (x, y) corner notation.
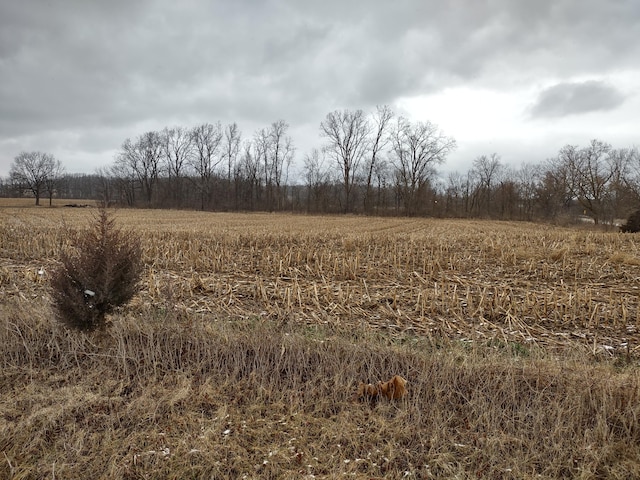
top-left (530, 81), bottom-right (626, 118)
top-left (1, 0), bottom-right (639, 176)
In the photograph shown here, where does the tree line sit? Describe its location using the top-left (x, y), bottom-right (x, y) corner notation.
top-left (3, 106), bottom-right (639, 224)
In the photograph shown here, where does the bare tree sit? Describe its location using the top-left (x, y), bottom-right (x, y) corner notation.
top-left (372, 157), bottom-right (392, 213)
top-left (108, 160), bottom-right (137, 206)
top-left (223, 123), bottom-right (242, 183)
top-left (472, 153), bottom-right (502, 216)
top-left (116, 131), bottom-right (163, 205)
top-left (553, 139), bottom-right (619, 224)
top-left (10, 151), bottom-right (60, 206)
top-left (95, 167), bottom-right (114, 207)
top-left (320, 109), bottom-right (370, 213)
top-left (221, 122), bottom-right (242, 208)
top-left (514, 162), bottom-right (541, 220)
top-left (303, 148), bottom-right (331, 213)
top-left (237, 139), bottom-right (261, 210)
top-left (363, 105), bottom-right (394, 214)
top-left (534, 166), bottom-right (569, 220)
top-left (494, 166), bottom-right (520, 219)
top-left (189, 122), bottom-right (223, 210)
top-left (162, 126), bottom-right (192, 178)
top-left (444, 171), bottom-right (471, 217)
top-left (390, 117), bottom-right (456, 215)
top-left (161, 126), bottom-right (193, 205)
top-left (251, 121), bottom-right (294, 211)
top-left (254, 127), bottom-right (272, 210)
top-left (610, 147), bottom-right (639, 216)
top-left (622, 147), bottom-right (640, 201)
top-left (269, 120), bottom-right (295, 211)
top-left (44, 158), bottom-right (65, 206)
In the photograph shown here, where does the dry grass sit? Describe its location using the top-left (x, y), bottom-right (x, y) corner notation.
top-left (2, 203), bottom-right (640, 478)
top-left (2, 305), bottom-right (640, 479)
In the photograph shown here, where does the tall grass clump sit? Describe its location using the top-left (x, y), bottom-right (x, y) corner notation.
top-left (2, 312), bottom-right (640, 479)
top-left (49, 208), bottom-right (143, 331)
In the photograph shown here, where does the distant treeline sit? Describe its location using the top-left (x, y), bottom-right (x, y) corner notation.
top-left (3, 107), bottom-right (639, 223)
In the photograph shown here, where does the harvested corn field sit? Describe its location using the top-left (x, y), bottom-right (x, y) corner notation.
top-left (2, 202), bottom-right (640, 478)
top-left (2, 204), bottom-right (639, 356)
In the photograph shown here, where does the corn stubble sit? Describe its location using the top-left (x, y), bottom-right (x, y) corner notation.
top-left (1, 205), bottom-right (640, 478)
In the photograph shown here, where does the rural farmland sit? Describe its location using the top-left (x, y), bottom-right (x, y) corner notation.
top-left (2, 199), bottom-right (640, 478)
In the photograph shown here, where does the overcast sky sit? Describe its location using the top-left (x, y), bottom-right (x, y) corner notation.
top-left (1, 0), bottom-right (639, 180)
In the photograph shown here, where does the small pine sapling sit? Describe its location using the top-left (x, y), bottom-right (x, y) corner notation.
top-left (50, 208), bottom-right (143, 331)
top-left (620, 209), bottom-right (640, 233)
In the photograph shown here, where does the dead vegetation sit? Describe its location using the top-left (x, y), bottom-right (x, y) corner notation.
top-left (49, 208), bottom-right (143, 331)
top-left (2, 306), bottom-right (640, 478)
top-left (356, 375), bottom-right (408, 402)
top-left (1, 204), bottom-right (640, 477)
top-left (3, 207), bottom-right (639, 356)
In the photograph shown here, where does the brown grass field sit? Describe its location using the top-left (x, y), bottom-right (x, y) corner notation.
top-left (2, 198), bottom-right (640, 478)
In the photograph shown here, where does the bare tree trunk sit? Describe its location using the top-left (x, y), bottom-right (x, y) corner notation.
top-left (320, 109), bottom-right (370, 213)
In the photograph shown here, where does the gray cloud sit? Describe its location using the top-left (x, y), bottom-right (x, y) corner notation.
top-left (530, 81), bottom-right (626, 118)
top-left (1, 0), bottom-right (640, 175)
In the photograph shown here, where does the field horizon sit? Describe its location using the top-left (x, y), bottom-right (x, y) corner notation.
top-left (2, 201), bottom-right (640, 478)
